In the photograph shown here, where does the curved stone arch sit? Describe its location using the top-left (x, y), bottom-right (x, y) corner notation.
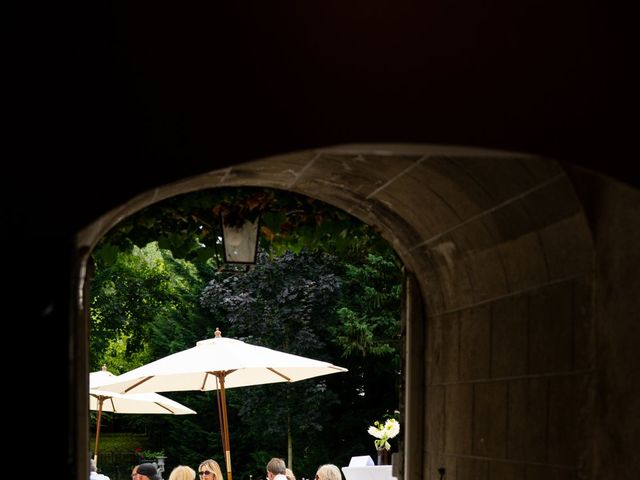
top-left (77, 143), bottom-right (594, 479)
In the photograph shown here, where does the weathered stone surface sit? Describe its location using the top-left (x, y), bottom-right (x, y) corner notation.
top-left (473, 382), bottom-right (508, 458)
top-left (491, 295), bottom-right (528, 378)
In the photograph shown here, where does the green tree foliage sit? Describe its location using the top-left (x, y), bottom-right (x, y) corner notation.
top-left (199, 248), bottom-right (402, 477)
top-left (335, 253), bottom-right (403, 358)
top-left (90, 242), bottom-right (212, 372)
top-left (329, 252), bottom-right (403, 464)
top-left (89, 242), bottom-right (216, 466)
top-left (200, 249), bottom-right (344, 475)
top-left (200, 250), bottom-right (342, 353)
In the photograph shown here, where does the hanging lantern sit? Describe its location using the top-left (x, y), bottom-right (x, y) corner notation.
top-left (220, 211), bottom-right (260, 264)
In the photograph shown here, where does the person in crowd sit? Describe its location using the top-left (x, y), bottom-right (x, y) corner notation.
top-left (137, 463), bottom-right (162, 480)
top-left (90, 459), bottom-right (110, 480)
top-left (169, 465), bottom-right (196, 480)
top-left (198, 458), bottom-right (224, 480)
top-left (131, 465), bottom-right (139, 478)
top-left (285, 467), bottom-right (296, 480)
top-left (266, 458), bottom-right (287, 480)
top-left (315, 464), bottom-right (342, 480)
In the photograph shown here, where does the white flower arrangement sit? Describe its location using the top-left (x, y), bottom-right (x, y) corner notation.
top-left (367, 418), bottom-right (400, 450)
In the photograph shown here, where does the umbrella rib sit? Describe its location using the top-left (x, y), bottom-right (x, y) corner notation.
top-left (155, 402), bottom-right (177, 414)
top-left (124, 376), bottom-right (154, 393)
top-left (267, 368), bottom-right (291, 382)
top-left (201, 373), bottom-right (210, 391)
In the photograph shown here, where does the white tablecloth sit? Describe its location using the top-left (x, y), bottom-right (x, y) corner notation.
top-left (341, 465), bottom-right (394, 480)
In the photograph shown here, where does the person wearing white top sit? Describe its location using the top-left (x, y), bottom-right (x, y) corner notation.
top-left (89, 459), bottom-right (110, 480)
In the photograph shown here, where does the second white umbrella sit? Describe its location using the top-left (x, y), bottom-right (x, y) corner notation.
top-left (90, 367), bottom-right (196, 466)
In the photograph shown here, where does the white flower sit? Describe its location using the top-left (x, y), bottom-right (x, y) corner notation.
top-left (367, 418), bottom-right (400, 450)
top-left (385, 418), bottom-right (400, 438)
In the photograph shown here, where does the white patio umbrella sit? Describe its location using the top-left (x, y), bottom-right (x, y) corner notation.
top-left (90, 367), bottom-right (196, 467)
top-left (98, 328), bottom-right (348, 480)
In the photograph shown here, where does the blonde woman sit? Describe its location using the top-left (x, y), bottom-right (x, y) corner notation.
top-left (315, 464), bottom-right (342, 480)
top-left (198, 459), bottom-right (224, 480)
top-left (168, 465), bottom-right (196, 480)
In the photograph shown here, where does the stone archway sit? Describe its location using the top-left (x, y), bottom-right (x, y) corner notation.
top-left (76, 144), bottom-right (594, 479)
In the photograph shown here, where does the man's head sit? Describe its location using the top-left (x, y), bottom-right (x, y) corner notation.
top-left (266, 458), bottom-right (287, 479)
top-left (137, 463), bottom-right (161, 480)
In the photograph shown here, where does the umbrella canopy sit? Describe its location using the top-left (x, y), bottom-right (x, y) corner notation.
top-left (99, 329), bottom-right (348, 480)
top-left (90, 367), bottom-right (196, 466)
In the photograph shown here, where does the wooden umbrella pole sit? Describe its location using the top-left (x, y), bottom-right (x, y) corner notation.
top-left (216, 373), bottom-right (233, 480)
top-left (215, 380), bottom-right (225, 462)
top-left (94, 397), bottom-right (104, 466)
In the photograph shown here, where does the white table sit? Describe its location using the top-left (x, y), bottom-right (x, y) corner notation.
top-left (341, 465), bottom-right (394, 480)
